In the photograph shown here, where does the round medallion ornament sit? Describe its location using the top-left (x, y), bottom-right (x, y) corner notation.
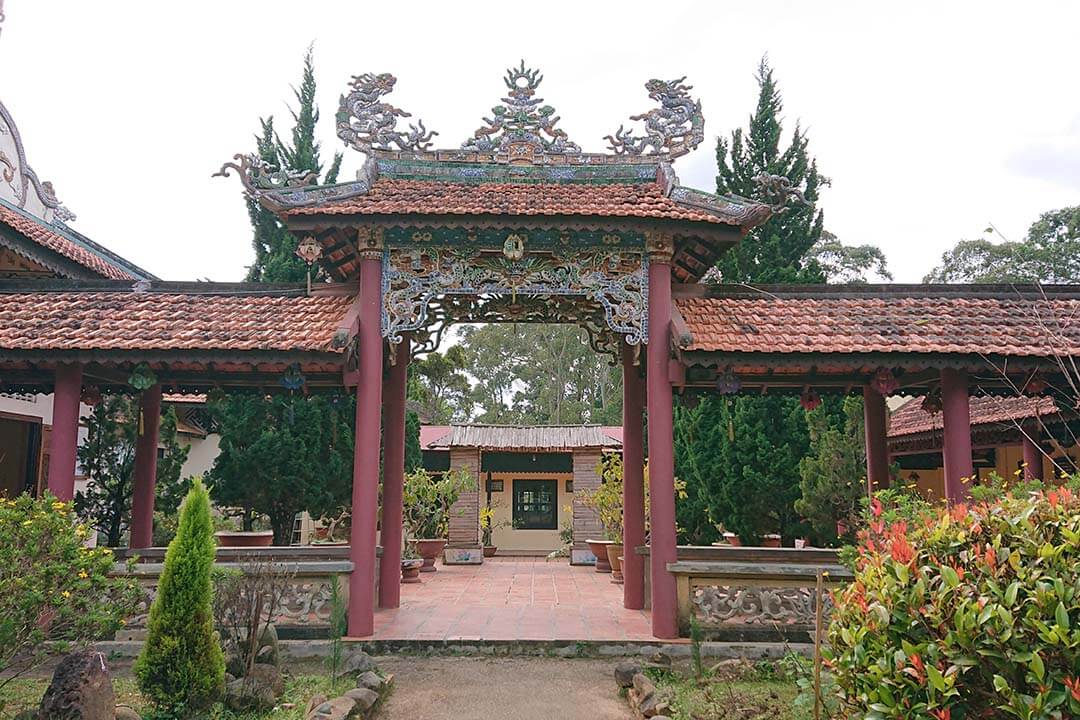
top-left (715, 368), bottom-right (742, 395)
top-left (502, 233), bottom-right (526, 261)
top-left (870, 368), bottom-right (898, 396)
top-left (799, 387), bottom-right (821, 411)
top-left (295, 236), bottom-right (323, 265)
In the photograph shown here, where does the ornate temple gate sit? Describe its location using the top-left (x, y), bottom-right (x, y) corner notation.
top-left (223, 62), bottom-right (775, 638)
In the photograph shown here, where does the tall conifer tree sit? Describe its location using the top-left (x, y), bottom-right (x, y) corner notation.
top-left (675, 58), bottom-right (823, 544)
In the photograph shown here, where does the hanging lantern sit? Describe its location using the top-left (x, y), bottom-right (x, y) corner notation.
top-left (1022, 372), bottom-right (1048, 395)
top-left (799, 387), bottom-right (821, 411)
top-left (80, 385), bottom-right (102, 407)
top-left (128, 363), bottom-right (157, 391)
top-left (715, 368), bottom-right (742, 395)
top-left (294, 236), bottom-right (323, 265)
top-left (280, 363), bottom-right (306, 391)
top-left (870, 368), bottom-right (898, 396)
top-left (921, 389), bottom-right (943, 415)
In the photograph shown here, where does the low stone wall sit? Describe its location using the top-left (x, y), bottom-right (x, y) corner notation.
top-left (638, 545), bottom-right (852, 640)
top-left (112, 546), bottom-right (379, 632)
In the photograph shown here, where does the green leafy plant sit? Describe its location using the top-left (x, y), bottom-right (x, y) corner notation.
top-left (827, 484), bottom-right (1080, 719)
top-left (134, 478), bottom-right (225, 717)
top-left (579, 454), bottom-right (686, 542)
top-left (479, 503), bottom-right (510, 547)
top-left (0, 494), bottom-right (141, 704)
top-left (402, 468), bottom-right (473, 540)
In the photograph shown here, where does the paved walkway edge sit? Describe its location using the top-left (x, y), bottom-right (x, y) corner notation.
top-left (95, 638), bottom-right (813, 660)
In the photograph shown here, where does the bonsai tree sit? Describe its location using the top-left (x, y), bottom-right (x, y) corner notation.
top-left (135, 478), bottom-right (225, 715)
top-left (402, 468), bottom-right (472, 540)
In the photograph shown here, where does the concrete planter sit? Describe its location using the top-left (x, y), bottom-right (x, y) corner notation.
top-left (587, 539), bottom-right (613, 572)
top-left (482, 546), bottom-right (498, 558)
top-left (215, 531), bottom-right (274, 547)
top-left (401, 558), bottom-right (423, 583)
top-left (606, 543), bottom-right (624, 584)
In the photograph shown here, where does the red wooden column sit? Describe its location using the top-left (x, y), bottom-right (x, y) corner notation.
top-left (1022, 428), bottom-right (1043, 481)
top-left (646, 237), bottom-right (678, 639)
top-left (348, 243), bottom-right (384, 637)
top-left (47, 363), bottom-right (83, 501)
top-left (378, 337), bottom-right (409, 609)
top-left (862, 386), bottom-right (890, 494)
top-left (130, 384), bottom-right (162, 548)
top-left (940, 368), bottom-right (974, 502)
top-left (621, 342), bottom-right (646, 610)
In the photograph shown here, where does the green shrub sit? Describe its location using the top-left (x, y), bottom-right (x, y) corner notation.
top-left (0, 494), bottom-right (141, 704)
top-left (134, 478), bottom-right (224, 716)
top-left (827, 486), bottom-right (1080, 719)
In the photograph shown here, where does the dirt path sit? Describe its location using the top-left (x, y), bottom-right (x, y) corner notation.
top-left (375, 656), bottom-right (633, 720)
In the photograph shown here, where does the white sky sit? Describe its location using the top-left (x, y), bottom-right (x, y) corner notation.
top-left (1, 1), bottom-right (1077, 283)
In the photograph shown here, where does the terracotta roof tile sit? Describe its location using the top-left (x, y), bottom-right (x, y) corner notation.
top-left (0, 291), bottom-right (351, 353)
top-left (677, 293), bottom-right (1080, 357)
top-left (0, 203), bottom-right (134, 280)
top-left (889, 395), bottom-right (1059, 437)
top-left (287, 180), bottom-right (728, 224)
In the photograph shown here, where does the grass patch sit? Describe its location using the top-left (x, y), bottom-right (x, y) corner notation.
top-left (645, 659), bottom-right (810, 720)
top-left (1, 663), bottom-right (345, 720)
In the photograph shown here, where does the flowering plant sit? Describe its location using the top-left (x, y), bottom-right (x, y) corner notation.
top-left (827, 485), bottom-right (1080, 719)
top-left (0, 494), bottom-right (142, 701)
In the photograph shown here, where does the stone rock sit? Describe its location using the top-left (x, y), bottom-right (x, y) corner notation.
top-left (305, 693), bottom-right (328, 716)
top-left (256, 623), bottom-right (280, 666)
top-left (638, 693), bottom-right (668, 718)
top-left (224, 651), bottom-right (246, 678)
top-left (614, 661), bottom-right (641, 688)
top-left (114, 708), bottom-right (141, 720)
top-left (247, 663), bottom-right (285, 697)
top-left (224, 677), bottom-right (276, 713)
top-left (342, 649), bottom-right (377, 675)
top-left (344, 687), bottom-right (379, 713)
top-left (39, 650), bottom-right (115, 720)
top-left (355, 671), bottom-right (383, 693)
top-left (632, 673), bottom-right (656, 700)
top-left (306, 696), bottom-right (357, 720)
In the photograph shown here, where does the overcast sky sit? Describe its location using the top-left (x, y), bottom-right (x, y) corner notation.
top-left (1, 1), bottom-right (1077, 283)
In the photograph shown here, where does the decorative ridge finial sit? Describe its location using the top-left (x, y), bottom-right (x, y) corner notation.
top-left (460, 60), bottom-right (581, 161)
top-left (606, 77), bottom-right (704, 159)
top-left (212, 153), bottom-right (317, 195)
top-left (752, 173), bottom-right (807, 213)
top-left (336, 72), bottom-right (437, 154)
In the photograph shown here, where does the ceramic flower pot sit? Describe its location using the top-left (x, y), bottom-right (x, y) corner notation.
top-left (762, 534), bottom-right (782, 548)
top-left (215, 531), bottom-right (274, 547)
top-left (587, 539), bottom-right (613, 572)
top-left (483, 546), bottom-right (498, 558)
top-left (401, 558), bottom-right (424, 584)
top-left (606, 543), bottom-right (624, 584)
top-left (412, 538), bottom-right (447, 572)
top-left (722, 532), bottom-right (741, 547)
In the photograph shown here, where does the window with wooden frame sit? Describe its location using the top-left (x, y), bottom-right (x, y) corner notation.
top-left (512, 479), bottom-right (557, 530)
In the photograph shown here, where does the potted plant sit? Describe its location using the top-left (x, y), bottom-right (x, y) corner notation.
top-left (479, 503), bottom-right (510, 558)
top-left (400, 542), bottom-right (423, 583)
top-left (213, 513), bottom-right (274, 547)
top-left (580, 455), bottom-right (626, 579)
top-left (403, 468), bottom-right (472, 572)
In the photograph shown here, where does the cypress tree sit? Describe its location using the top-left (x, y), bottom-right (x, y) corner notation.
top-left (135, 478), bottom-right (224, 715)
top-left (675, 58), bottom-right (824, 545)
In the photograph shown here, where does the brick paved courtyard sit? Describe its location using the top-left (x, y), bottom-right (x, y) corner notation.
top-left (371, 557), bottom-right (657, 641)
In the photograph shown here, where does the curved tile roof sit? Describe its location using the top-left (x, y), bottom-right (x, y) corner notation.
top-left (889, 395), bottom-right (1059, 438)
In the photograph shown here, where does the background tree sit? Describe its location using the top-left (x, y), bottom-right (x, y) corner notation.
top-left (207, 394), bottom-right (353, 544)
top-left (211, 48), bottom-right (355, 543)
top-left (808, 230), bottom-right (893, 283)
top-left (75, 394), bottom-right (189, 546)
top-left (924, 206), bottom-right (1080, 283)
top-left (410, 345), bottom-right (472, 423)
top-left (405, 410), bottom-right (423, 472)
top-left (795, 396), bottom-right (868, 545)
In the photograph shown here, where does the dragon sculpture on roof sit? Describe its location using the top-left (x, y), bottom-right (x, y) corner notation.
top-left (606, 77), bottom-right (705, 159)
top-left (336, 72), bottom-right (438, 154)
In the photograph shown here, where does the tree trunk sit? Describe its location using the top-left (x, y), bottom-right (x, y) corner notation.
top-left (271, 511), bottom-right (294, 546)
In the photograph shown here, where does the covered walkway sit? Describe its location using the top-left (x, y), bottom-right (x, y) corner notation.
top-left (372, 558), bottom-right (654, 642)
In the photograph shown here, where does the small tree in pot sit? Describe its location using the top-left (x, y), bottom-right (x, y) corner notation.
top-left (402, 468), bottom-right (472, 571)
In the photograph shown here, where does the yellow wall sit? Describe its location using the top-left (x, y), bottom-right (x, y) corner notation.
top-left (485, 471), bottom-right (573, 553)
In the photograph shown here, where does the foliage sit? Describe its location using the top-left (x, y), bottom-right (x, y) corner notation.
top-left (404, 410), bottom-right (423, 473)
top-left (207, 393), bottom-right (354, 544)
top-left (75, 394), bottom-right (189, 546)
top-left (925, 206), bottom-right (1080, 283)
top-left (401, 468), bottom-right (473, 539)
top-left (0, 494), bottom-right (140, 701)
top-left (212, 556), bottom-right (293, 678)
top-left (782, 653), bottom-right (841, 720)
top-left (244, 47), bottom-right (341, 283)
top-left (827, 487), bottom-right (1080, 719)
top-left (456, 323), bottom-right (623, 425)
top-left (479, 502), bottom-right (510, 547)
top-left (135, 479), bottom-right (225, 716)
top-left (579, 454), bottom-right (629, 542)
top-left (969, 469), bottom-right (1080, 505)
top-left (644, 661), bottom-right (807, 720)
top-left (808, 230), bottom-right (893, 283)
top-left (676, 395), bottom-right (810, 545)
top-left (795, 396), bottom-right (868, 545)
top-left (410, 346), bottom-right (471, 423)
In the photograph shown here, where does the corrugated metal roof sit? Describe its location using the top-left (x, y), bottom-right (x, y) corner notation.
top-left (427, 424), bottom-right (622, 451)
